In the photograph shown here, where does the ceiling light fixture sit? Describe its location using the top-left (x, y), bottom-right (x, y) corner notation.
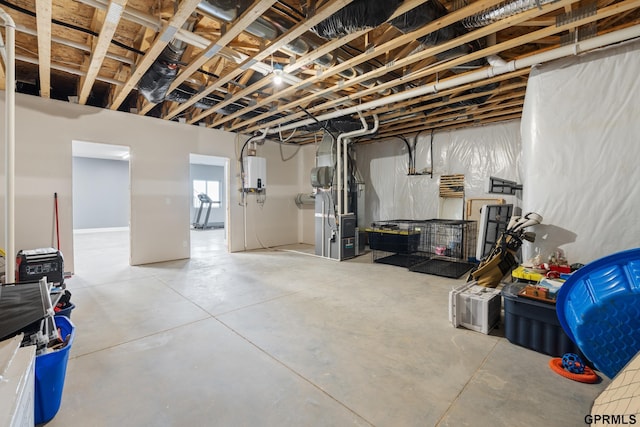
top-left (272, 63), bottom-right (284, 85)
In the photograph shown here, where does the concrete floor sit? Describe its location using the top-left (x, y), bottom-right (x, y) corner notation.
top-left (47, 229), bottom-right (609, 427)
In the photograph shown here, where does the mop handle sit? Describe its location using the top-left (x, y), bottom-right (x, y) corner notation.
top-left (54, 192), bottom-right (60, 250)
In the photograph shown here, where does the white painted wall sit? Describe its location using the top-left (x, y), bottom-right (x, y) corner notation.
top-left (0, 94), bottom-right (306, 272)
top-left (297, 144), bottom-right (316, 245)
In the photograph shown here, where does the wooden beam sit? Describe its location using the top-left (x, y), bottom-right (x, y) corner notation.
top-left (514, 19), bottom-right (556, 26)
top-left (185, 29), bottom-right (366, 124)
top-left (35, 0), bottom-right (52, 98)
top-left (212, 0), bottom-right (507, 130)
top-left (164, 0), bottom-right (358, 121)
top-left (0, 30), bottom-right (5, 90)
top-left (79, 0), bottom-right (128, 104)
top-left (109, 0), bottom-right (202, 110)
top-left (138, 0), bottom-right (278, 115)
top-left (243, 0), bottom-right (639, 134)
top-left (238, 0), bottom-right (579, 134)
top-left (183, 0), bottom-right (433, 126)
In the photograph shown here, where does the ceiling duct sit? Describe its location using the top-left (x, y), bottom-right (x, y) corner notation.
top-left (197, 0), bottom-right (358, 81)
top-left (138, 18), bottom-right (196, 104)
top-left (309, 0), bottom-right (404, 39)
top-left (390, 0), bottom-right (483, 66)
top-left (196, 0), bottom-right (254, 23)
top-left (463, 0), bottom-right (560, 29)
top-left (165, 84), bottom-right (284, 123)
top-left (138, 43), bottom-right (187, 104)
top-left (301, 117), bottom-right (367, 134)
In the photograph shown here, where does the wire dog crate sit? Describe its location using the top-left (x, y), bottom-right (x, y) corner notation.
top-left (410, 220), bottom-right (478, 278)
top-left (420, 219), bottom-right (477, 261)
top-left (367, 220), bottom-right (426, 268)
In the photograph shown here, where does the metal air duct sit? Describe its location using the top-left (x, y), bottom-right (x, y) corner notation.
top-left (198, 0), bottom-right (358, 79)
top-left (463, 0), bottom-right (560, 29)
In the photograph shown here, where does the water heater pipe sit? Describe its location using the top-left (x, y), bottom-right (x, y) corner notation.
top-left (336, 114), bottom-right (378, 218)
top-left (1, 8), bottom-right (16, 283)
top-left (343, 114), bottom-right (378, 216)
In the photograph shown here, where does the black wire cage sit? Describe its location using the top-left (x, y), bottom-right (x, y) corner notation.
top-left (367, 219), bottom-right (478, 278)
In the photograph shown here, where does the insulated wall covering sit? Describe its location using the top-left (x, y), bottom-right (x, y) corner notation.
top-left (354, 120), bottom-right (521, 227)
top-left (521, 39), bottom-right (640, 264)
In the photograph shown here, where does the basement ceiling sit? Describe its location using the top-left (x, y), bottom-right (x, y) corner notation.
top-left (0, 0), bottom-right (639, 144)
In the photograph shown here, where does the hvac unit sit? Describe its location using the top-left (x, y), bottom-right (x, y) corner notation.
top-left (243, 156), bottom-right (266, 191)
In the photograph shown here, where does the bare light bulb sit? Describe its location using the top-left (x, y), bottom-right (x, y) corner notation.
top-left (272, 64), bottom-right (284, 85)
top-left (273, 72), bottom-right (283, 85)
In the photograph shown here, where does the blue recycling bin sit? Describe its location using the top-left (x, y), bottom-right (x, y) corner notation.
top-left (34, 315), bottom-right (75, 424)
top-left (55, 302), bottom-right (76, 319)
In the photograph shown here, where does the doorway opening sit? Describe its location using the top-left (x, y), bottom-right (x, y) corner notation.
top-left (72, 141), bottom-right (131, 273)
top-left (189, 154), bottom-right (230, 254)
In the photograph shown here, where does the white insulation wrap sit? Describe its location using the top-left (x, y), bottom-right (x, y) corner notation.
top-left (355, 120), bottom-right (521, 227)
top-left (521, 39), bottom-right (640, 264)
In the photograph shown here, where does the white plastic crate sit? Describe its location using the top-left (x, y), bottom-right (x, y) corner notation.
top-left (448, 281), bottom-right (501, 334)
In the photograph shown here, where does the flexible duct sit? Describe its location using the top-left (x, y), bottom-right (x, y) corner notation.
top-left (165, 84), bottom-right (284, 122)
top-left (463, 0), bottom-right (559, 29)
top-left (138, 43), bottom-right (187, 104)
top-left (310, 0), bottom-right (404, 39)
top-left (138, 16), bottom-right (196, 104)
top-left (391, 0), bottom-right (483, 66)
top-left (199, 0), bottom-right (358, 79)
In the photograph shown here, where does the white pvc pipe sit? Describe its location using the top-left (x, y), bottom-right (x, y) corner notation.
top-left (1, 8), bottom-right (16, 283)
top-left (336, 115), bottom-right (367, 218)
top-left (265, 24), bottom-right (640, 135)
top-left (343, 114), bottom-right (378, 215)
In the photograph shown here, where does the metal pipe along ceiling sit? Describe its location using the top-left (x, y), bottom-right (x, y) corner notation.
top-left (264, 24), bottom-right (640, 135)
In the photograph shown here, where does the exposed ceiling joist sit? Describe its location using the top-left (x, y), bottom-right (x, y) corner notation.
top-left (2, 0), bottom-right (639, 142)
top-left (35, 0), bottom-right (52, 98)
top-left (212, 0), bottom-right (508, 130)
top-left (79, 0), bottom-right (128, 104)
top-left (138, 0), bottom-right (279, 115)
top-left (109, 0), bottom-right (202, 110)
top-left (243, 0), bottom-right (637, 135)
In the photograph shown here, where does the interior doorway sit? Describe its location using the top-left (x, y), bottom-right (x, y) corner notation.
top-left (72, 141), bottom-right (131, 271)
top-left (189, 154), bottom-right (230, 252)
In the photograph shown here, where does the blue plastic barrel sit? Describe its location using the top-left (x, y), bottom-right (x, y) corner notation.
top-left (34, 315), bottom-right (75, 424)
top-left (556, 248), bottom-right (640, 379)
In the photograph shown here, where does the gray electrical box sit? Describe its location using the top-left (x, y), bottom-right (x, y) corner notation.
top-left (311, 166), bottom-right (333, 188)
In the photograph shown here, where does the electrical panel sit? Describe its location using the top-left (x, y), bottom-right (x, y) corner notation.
top-left (243, 156), bottom-right (266, 191)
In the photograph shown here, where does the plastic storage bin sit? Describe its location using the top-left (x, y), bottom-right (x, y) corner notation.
top-left (556, 248), bottom-right (640, 379)
top-left (54, 302), bottom-right (75, 319)
top-left (35, 315), bottom-right (75, 425)
top-left (502, 283), bottom-right (585, 357)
